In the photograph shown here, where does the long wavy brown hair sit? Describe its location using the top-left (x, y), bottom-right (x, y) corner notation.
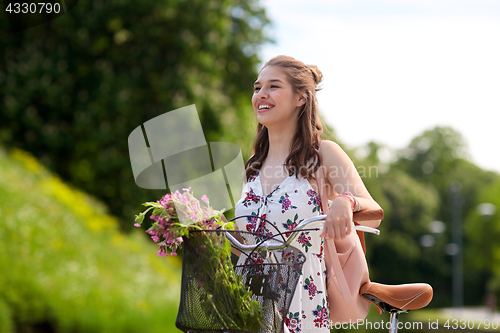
top-left (245, 55), bottom-right (325, 181)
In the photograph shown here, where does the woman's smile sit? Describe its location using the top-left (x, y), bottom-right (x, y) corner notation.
top-left (257, 102), bottom-right (275, 113)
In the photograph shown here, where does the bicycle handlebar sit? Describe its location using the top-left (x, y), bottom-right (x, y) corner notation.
top-left (225, 214), bottom-right (380, 253)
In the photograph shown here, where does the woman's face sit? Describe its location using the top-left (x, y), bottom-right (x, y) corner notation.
top-left (252, 65), bottom-right (303, 127)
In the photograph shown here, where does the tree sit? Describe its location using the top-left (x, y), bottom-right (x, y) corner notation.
top-left (0, 0), bottom-right (271, 229)
top-left (359, 127), bottom-right (499, 306)
top-left (464, 178), bottom-right (500, 305)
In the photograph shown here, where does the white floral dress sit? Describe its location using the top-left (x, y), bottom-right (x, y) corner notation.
top-left (234, 171), bottom-right (330, 333)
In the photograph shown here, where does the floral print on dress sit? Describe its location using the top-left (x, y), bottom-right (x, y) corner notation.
top-left (244, 212), bottom-right (260, 232)
top-left (297, 232), bottom-right (313, 253)
top-left (248, 172), bottom-right (259, 183)
top-left (245, 212), bottom-right (273, 243)
top-left (242, 188), bottom-right (261, 207)
top-left (279, 193), bottom-right (297, 213)
top-left (312, 298), bottom-right (330, 328)
top-left (316, 239), bottom-right (325, 261)
top-left (307, 189), bottom-right (322, 213)
top-left (282, 213), bottom-right (302, 238)
top-left (303, 275), bottom-right (323, 300)
top-left (285, 311), bottom-right (301, 333)
top-left (234, 171), bottom-right (329, 333)
top-left (282, 247), bottom-right (305, 280)
top-left (245, 252), bottom-right (265, 275)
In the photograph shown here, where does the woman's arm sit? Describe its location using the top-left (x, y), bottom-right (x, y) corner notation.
top-left (318, 140), bottom-right (382, 240)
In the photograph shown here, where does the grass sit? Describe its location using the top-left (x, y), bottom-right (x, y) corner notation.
top-left (0, 147), bottom-right (182, 332)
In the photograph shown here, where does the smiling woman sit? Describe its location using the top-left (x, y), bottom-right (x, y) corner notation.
top-left (234, 55), bottom-right (382, 333)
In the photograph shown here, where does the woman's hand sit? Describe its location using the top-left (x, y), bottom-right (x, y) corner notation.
top-left (319, 196), bottom-right (353, 240)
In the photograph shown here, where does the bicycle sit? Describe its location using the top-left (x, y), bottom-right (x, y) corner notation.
top-left (176, 212), bottom-right (433, 333)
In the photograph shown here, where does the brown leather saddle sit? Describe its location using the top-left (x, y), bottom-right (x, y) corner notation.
top-left (360, 282), bottom-right (433, 314)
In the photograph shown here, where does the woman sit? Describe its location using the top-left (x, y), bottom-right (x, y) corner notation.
top-left (234, 55), bottom-right (382, 333)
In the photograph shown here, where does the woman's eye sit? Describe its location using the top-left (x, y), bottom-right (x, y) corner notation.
top-left (254, 87), bottom-right (261, 91)
top-left (271, 85), bottom-right (279, 88)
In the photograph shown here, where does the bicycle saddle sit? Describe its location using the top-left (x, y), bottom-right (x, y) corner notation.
top-left (360, 282), bottom-right (433, 314)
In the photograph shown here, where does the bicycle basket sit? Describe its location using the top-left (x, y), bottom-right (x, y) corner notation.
top-left (175, 229), bottom-right (306, 333)
top-left (230, 229), bottom-right (306, 333)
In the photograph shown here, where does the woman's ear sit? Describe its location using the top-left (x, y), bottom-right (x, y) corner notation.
top-left (297, 96), bottom-right (306, 106)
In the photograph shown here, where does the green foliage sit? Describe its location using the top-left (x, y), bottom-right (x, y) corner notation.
top-left (369, 168), bottom-right (440, 284)
top-left (354, 127), bottom-right (500, 307)
top-left (0, 147), bottom-right (182, 332)
top-left (394, 126), bottom-right (500, 305)
top-left (0, 0), bottom-right (270, 229)
top-left (380, 169), bottom-right (440, 235)
top-left (392, 126), bottom-right (496, 222)
top-left (464, 177), bottom-right (500, 293)
top-left (395, 126), bottom-right (470, 184)
top-left (0, 298), bottom-right (13, 333)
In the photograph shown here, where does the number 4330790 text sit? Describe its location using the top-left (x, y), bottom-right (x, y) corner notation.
top-left (6, 2), bottom-right (62, 14)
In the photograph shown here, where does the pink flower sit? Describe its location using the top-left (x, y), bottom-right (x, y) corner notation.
top-left (136, 188), bottom-right (223, 259)
top-left (157, 251), bottom-right (167, 257)
top-left (320, 308), bottom-right (328, 320)
top-left (134, 223), bottom-right (141, 227)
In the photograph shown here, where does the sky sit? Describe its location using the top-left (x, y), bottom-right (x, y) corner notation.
top-left (257, 0), bottom-right (500, 173)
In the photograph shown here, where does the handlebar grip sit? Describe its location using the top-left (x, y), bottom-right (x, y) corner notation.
top-left (353, 209), bottom-right (384, 222)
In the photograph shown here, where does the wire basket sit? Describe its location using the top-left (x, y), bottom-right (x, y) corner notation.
top-left (175, 228), bottom-right (306, 333)
top-left (231, 229), bottom-right (307, 333)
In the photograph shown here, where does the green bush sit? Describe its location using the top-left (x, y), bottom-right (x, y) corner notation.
top-left (0, 147), bottom-right (181, 332)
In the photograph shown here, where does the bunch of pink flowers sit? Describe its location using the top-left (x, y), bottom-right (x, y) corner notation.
top-left (134, 188), bottom-right (225, 256)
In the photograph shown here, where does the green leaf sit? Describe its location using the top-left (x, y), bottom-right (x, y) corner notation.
top-left (142, 202), bottom-right (163, 208)
top-left (134, 213), bottom-right (144, 223)
top-left (152, 207), bottom-right (164, 216)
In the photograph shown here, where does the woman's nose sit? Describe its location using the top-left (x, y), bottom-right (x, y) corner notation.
top-left (257, 89), bottom-right (268, 98)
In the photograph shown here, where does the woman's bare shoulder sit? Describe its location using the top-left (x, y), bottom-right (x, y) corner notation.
top-left (319, 140), bottom-right (357, 172)
top-left (319, 140), bottom-right (348, 159)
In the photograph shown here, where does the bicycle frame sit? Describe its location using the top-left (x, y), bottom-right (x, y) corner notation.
top-left (226, 214), bottom-right (430, 333)
top-left (225, 215), bottom-right (404, 333)
top-left (226, 214), bottom-right (379, 254)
